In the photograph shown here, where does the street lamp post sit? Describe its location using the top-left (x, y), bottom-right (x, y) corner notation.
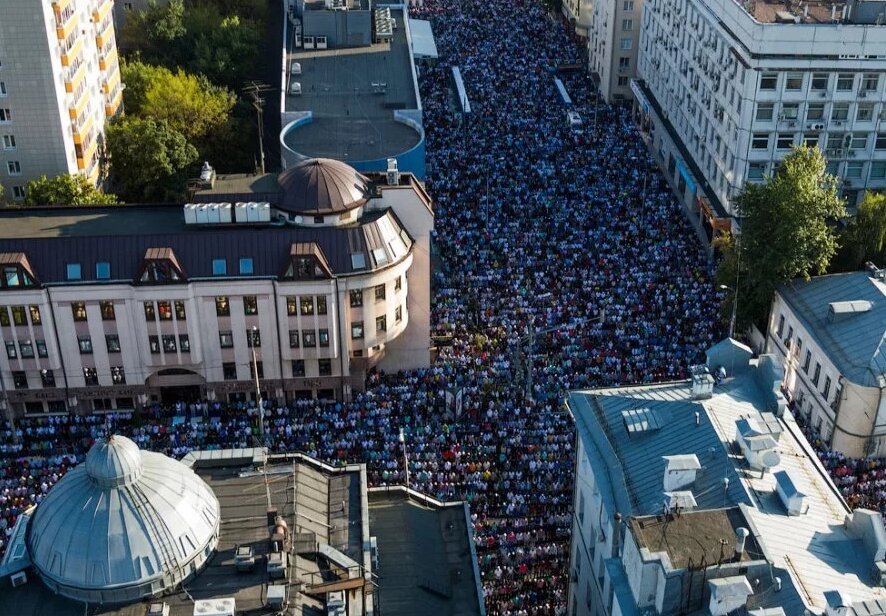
top-left (251, 326), bottom-right (264, 438)
top-left (719, 284), bottom-right (738, 339)
top-left (399, 427), bottom-right (410, 491)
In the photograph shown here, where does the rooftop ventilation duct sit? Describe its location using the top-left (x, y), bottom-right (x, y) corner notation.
top-left (824, 590), bottom-right (853, 616)
top-left (663, 490), bottom-right (697, 512)
top-left (662, 455), bottom-right (701, 491)
top-left (735, 417), bottom-right (781, 472)
top-left (828, 300), bottom-right (873, 323)
top-left (708, 576), bottom-right (753, 616)
top-left (690, 365), bottom-right (715, 400)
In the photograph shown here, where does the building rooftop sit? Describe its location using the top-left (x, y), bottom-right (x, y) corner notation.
top-left (777, 271), bottom-right (886, 387)
top-left (367, 491), bottom-right (484, 616)
top-left (283, 9), bottom-right (421, 163)
top-left (741, 0), bottom-right (883, 24)
top-left (569, 358), bottom-right (886, 614)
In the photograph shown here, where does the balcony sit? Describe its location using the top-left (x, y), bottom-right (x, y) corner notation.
top-left (60, 36), bottom-right (84, 67)
top-left (72, 114), bottom-right (94, 146)
top-left (105, 87), bottom-right (123, 117)
top-left (92, 0), bottom-right (113, 26)
top-left (95, 18), bottom-right (113, 49)
top-left (52, 0), bottom-right (74, 13)
top-left (76, 138), bottom-right (99, 171)
top-left (55, 12), bottom-right (79, 41)
top-left (98, 47), bottom-right (118, 72)
top-left (64, 62), bottom-right (87, 94)
top-left (68, 88), bottom-right (89, 121)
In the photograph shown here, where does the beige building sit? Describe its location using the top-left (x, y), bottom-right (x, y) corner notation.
top-left (0, 158), bottom-right (433, 415)
top-left (587, 0), bottom-right (642, 103)
top-left (766, 269), bottom-right (886, 458)
top-left (562, 0), bottom-right (594, 39)
top-left (0, 0), bottom-right (121, 197)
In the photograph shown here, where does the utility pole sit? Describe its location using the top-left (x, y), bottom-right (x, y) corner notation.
top-left (251, 326), bottom-right (265, 438)
top-left (399, 428), bottom-right (410, 491)
top-left (243, 81), bottom-right (272, 175)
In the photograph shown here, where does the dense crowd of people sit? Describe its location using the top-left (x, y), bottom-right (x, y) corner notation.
top-left (0, 0), bottom-right (729, 613)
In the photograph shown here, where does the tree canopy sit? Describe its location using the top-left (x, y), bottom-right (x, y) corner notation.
top-left (834, 191), bottom-right (886, 270)
top-left (25, 174), bottom-right (118, 206)
top-left (720, 145), bottom-right (846, 330)
top-left (105, 117), bottom-right (198, 203)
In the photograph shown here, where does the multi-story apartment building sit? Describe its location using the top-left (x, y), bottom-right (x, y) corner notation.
top-left (588, 0), bottom-right (642, 103)
top-left (0, 0), bottom-right (121, 199)
top-left (634, 0), bottom-right (886, 235)
top-left (566, 348), bottom-right (886, 616)
top-left (766, 268), bottom-right (886, 458)
top-left (562, 0), bottom-right (595, 39)
top-left (0, 158), bottom-right (433, 415)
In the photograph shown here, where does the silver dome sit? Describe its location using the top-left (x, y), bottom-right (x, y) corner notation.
top-left (27, 436), bottom-right (220, 604)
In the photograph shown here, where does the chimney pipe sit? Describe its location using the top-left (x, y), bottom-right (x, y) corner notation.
top-left (735, 527), bottom-right (749, 559)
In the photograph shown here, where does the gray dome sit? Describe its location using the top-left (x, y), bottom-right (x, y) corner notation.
top-left (27, 436), bottom-right (220, 604)
top-left (277, 158), bottom-right (370, 215)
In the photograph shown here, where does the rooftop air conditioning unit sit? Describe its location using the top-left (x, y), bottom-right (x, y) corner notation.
top-left (10, 571), bottom-right (27, 587)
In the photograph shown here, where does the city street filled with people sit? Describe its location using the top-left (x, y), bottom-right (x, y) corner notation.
top-left (0, 0), bottom-right (727, 613)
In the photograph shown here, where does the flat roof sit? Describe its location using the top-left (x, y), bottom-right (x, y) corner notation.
top-left (367, 491), bottom-right (484, 616)
top-left (283, 10), bottom-right (421, 162)
top-left (407, 19), bottom-right (438, 59)
top-left (743, 0), bottom-right (872, 24)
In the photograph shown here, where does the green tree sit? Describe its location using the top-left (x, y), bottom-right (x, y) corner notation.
top-left (835, 191), bottom-right (886, 269)
top-left (25, 174), bottom-right (118, 206)
top-left (118, 0), bottom-right (186, 64)
top-left (722, 145), bottom-right (846, 329)
top-left (191, 15), bottom-right (261, 88)
top-left (106, 117), bottom-right (198, 202)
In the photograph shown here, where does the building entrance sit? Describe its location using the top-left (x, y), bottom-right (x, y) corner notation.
top-left (161, 385), bottom-right (202, 406)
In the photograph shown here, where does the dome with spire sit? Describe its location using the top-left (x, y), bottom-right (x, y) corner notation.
top-left (27, 435), bottom-right (220, 603)
top-left (277, 157), bottom-right (370, 215)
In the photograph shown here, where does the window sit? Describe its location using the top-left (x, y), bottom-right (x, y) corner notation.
top-left (2, 135), bottom-right (15, 150)
top-left (287, 296), bottom-right (298, 315)
top-left (831, 103), bottom-right (849, 121)
top-left (747, 162), bottom-right (766, 181)
top-left (375, 285), bottom-right (386, 301)
top-left (10, 306), bottom-right (25, 326)
top-left (622, 18), bottom-right (633, 30)
top-left (158, 301), bottom-right (172, 320)
top-left (81, 367), bottom-right (98, 386)
top-left (618, 57), bottom-right (630, 69)
top-left (760, 73), bottom-right (778, 90)
top-left (811, 73), bottom-right (829, 90)
top-left (292, 359), bottom-right (305, 377)
top-left (781, 103), bottom-right (799, 120)
top-left (36, 339), bottom-right (47, 358)
top-left (143, 302), bottom-right (156, 321)
top-left (857, 104), bottom-right (874, 122)
top-left (302, 330), bottom-right (316, 347)
top-left (871, 161), bottom-right (886, 179)
top-left (876, 134), bottom-right (886, 150)
top-left (246, 328), bottom-right (261, 347)
top-left (174, 300), bottom-right (186, 320)
top-left (72, 302), bottom-right (87, 321)
top-left (162, 335), bottom-right (177, 352)
top-left (785, 73), bottom-right (803, 90)
top-left (313, 215), bottom-right (324, 224)
top-left (395, 305), bottom-right (403, 323)
top-left (148, 335), bottom-right (160, 353)
top-left (0, 82), bottom-right (5, 96)
top-left (812, 362), bottom-right (821, 386)
top-left (19, 340), bottom-right (33, 358)
top-left (249, 361), bottom-right (264, 379)
top-left (0, 307), bottom-right (8, 327)
top-left (300, 296), bottom-right (314, 315)
top-left (376, 315), bottom-right (387, 332)
top-left (850, 133), bottom-right (868, 150)
top-left (5, 341), bottom-right (16, 359)
top-left (111, 366), bottom-right (126, 385)
top-left (106, 334), bottom-right (120, 353)
top-left (66, 263), bottom-right (82, 281)
top-left (212, 259), bottom-right (227, 276)
top-left (623, 0), bottom-right (634, 8)
top-left (289, 330), bottom-right (300, 348)
top-left (319, 328), bottom-right (329, 347)
top-left (0, 109), bottom-right (10, 122)
top-left (836, 73), bottom-right (855, 90)
top-left (756, 103), bottom-right (774, 121)
top-left (318, 358), bottom-right (332, 376)
top-left (215, 296), bottom-right (230, 316)
top-left (846, 161), bottom-right (864, 179)
top-left (95, 261), bottom-right (111, 280)
top-left (239, 258), bottom-right (254, 275)
top-left (11, 186), bottom-right (24, 200)
top-left (13, 371), bottom-right (27, 390)
top-left (776, 133), bottom-right (794, 150)
top-left (751, 133), bottom-right (769, 149)
top-left (777, 314), bottom-right (785, 337)
top-left (219, 330), bottom-right (233, 348)
top-left (223, 362), bottom-right (237, 380)
top-left (862, 74), bottom-right (880, 91)
top-left (6, 161), bottom-right (20, 175)
top-left (796, 338), bottom-right (803, 356)
top-left (823, 376), bottom-right (832, 400)
top-left (395, 276), bottom-right (403, 292)
top-left (78, 335), bottom-right (93, 354)
top-left (350, 289), bottom-right (363, 307)
top-left (41, 369), bottom-right (55, 387)
top-left (99, 301), bottom-right (115, 320)
top-left (317, 296), bottom-right (327, 314)
top-left (351, 253), bottom-right (367, 270)
top-left (29, 305), bottom-right (41, 325)
top-left (351, 321), bottom-right (364, 339)
top-left (244, 296), bottom-right (258, 315)
top-left (179, 334), bottom-right (190, 352)
top-left (827, 132), bottom-right (846, 151)
top-left (803, 133), bottom-right (819, 148)
top-left (803, 350), bottom-right (812, 372)
top-left (807, 103), bottom-right (825, 120)
top-left (619, 37), bottom-right (632, 50)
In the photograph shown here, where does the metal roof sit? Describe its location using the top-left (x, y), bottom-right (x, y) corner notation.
top-left (26, 436), bottom-right (220, 603)
top-left (777, 272), bottom-right (886, 387)
top-left (277, 158), bottom-right (370, 215)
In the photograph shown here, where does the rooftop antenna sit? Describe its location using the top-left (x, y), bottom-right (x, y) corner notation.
top-left (243, 81), bottom-right (273, 175)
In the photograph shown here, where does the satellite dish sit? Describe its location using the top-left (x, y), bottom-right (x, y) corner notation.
top-left (761, 450), bottom-right (781, 469)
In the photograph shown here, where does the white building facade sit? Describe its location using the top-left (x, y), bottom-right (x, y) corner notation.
top-left (588, 0), bottom-right (643, 103)
top-left (766, 270), bottom-right (886, 458)
top-left (0, 0), bottom-right (122, 196)
top-left (634, 0), bottom-right (886, 234)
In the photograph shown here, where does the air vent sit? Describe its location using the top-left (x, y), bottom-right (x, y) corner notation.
top-left (622, 407), bottom-right (663, 434)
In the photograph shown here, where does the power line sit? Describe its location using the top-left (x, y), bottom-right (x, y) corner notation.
top-left (242, 81), bottom-right (274, 175)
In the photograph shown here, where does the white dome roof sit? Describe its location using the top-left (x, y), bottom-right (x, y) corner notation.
top-left (27, 436), bottom-right (220, 603)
